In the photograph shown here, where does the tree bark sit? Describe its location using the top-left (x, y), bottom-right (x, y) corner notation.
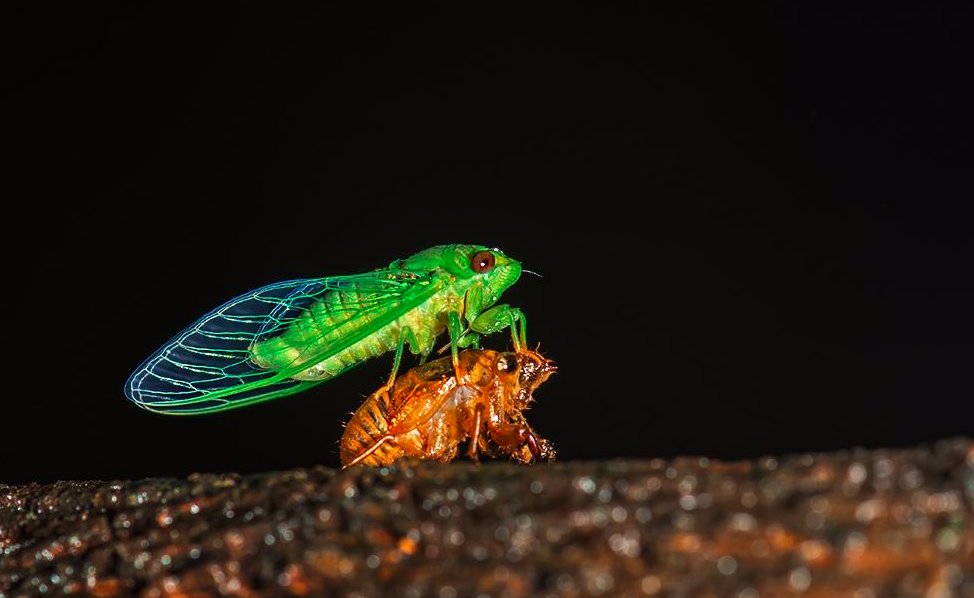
top-left (2, 439), bottom-right (971, 597)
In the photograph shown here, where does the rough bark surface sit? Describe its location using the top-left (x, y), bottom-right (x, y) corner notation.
top-left (1, 439), bottom-right (971, 598)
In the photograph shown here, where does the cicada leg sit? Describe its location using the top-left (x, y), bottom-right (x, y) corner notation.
top-left (433, 329), bottom-right (480, 356)
top-left (468, 305), bottom-right (527, 352)
top-left (377, 326), bottom-right (421, 401)
top-left (509, 308), bottom-right (527, 353)
top-left (459, 332), bottom-right (481, 350)
top-left (467, 403), bottom-right (486, 463)
top-left (447, 312), bottom-right (464, 374)
top-left (489, 422), bottom-right (541, 463)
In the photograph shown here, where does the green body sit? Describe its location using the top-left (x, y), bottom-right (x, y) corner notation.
top-left (124, 244), bottom-right (527, 414)
top-left (253, 244), bottom-right (526, 382)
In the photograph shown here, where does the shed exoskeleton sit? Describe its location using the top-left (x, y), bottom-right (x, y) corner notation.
top-left (340, 349), bottom-right (555, 467)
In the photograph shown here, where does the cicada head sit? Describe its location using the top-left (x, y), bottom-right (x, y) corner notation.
top-left (489, 350), bottom-right (544, 408)
top-left (467, 247), bottom-right (522, 308)
top-left (401, 245), bottom-right (522, 310)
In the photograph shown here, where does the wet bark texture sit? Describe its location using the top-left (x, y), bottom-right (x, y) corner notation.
top-left (2, 439), bottom-right (971, 598)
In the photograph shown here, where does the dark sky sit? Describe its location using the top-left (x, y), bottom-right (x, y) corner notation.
top-left (11, 5), bottom-right (971, 484)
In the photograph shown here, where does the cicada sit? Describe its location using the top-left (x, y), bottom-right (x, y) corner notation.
top-left (124, 245), bottom-right (528, 414)
top-left (340, 348), bottom-right (556, 467)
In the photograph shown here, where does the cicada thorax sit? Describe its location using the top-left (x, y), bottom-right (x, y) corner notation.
top-left (250, 274), bottom-right (467, 382)
top-left (339, 349), bottom-right (556, 468)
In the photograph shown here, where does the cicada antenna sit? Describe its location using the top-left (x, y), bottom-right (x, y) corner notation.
top-left (522, 269), bottom-right (543, 278)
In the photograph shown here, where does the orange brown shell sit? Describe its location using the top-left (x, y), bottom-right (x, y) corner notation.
top-left (340, 349), bottom-right (555, 468)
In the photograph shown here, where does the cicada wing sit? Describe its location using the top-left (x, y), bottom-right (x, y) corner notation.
top-left (125, 271), bottom-right (440, 415)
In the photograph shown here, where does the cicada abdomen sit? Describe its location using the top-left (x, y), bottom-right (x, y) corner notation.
top-left (340, 349), bottom-right (556, 468)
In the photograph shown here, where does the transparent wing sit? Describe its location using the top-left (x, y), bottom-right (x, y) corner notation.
top-left (124, 270), bottom-right (439, 415)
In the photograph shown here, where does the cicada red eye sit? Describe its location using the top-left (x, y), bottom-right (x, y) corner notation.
top-left (470, 250), bottom-right (495, 273)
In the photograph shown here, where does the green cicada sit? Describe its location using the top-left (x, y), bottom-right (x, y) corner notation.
top-left (124, 244), bottom-right (527, 414)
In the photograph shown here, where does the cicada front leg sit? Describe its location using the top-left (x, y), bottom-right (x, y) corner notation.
top-left (433, 328), bottom-right (480, 358)
top-left (489, 419), bottom-right (555, 464)
top-left (489, 422), bottom-right (537, 462)
top-left (457, 332), bottom-right (481, 350)
top-left (469, 304), bottom-right (527, 352)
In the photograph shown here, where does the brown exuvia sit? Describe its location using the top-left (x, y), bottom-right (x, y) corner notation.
top-left (340, 349), bottom-right (556, 467)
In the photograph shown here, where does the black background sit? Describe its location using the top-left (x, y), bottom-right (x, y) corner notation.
top-left (10, 5), bottom-right (971, 484)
